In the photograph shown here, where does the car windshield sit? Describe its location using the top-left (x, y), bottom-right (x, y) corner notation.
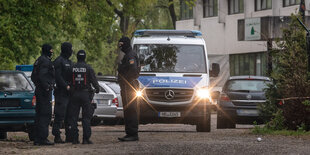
top-left (224, 79), bottom-right (270, 92)
top-left (0, 73), bottom-right (33, 91)
top-left (134, 44), bottom-right (207, 73)
top-left (106, 82), bottom-right (120, 94)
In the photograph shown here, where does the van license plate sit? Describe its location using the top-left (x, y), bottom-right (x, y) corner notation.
top-left (159, 112), bottom-right (181, 117)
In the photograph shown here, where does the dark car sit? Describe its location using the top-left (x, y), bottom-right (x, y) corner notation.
top-left (0, 71), bottom-right (36, 140)
top-left (217, 76), bottom-right (271, 129)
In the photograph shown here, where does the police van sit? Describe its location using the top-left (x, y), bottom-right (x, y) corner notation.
top-left (133, 30), bottom-right (220, 132)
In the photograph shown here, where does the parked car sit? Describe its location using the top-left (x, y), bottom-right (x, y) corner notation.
top-left (0, 71), bottom-right (36, 140)
top-left (217, 76), bottom-right (271, 129)
top-left (79, 76), bottom-right (118, 126)
top-left (99, 77), bottom-right (123, 123)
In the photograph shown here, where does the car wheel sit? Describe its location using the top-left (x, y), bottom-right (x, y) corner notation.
top-left (196, 113), bottom-right (211, 132)
top-left (91, 118), bottom-right (101, 126)
top-left (0, 132), bottom-right (7, 140)
top-left (27, 126), bottom-right (35, 141)
top-left (217, 110), bottom-right (236, 129)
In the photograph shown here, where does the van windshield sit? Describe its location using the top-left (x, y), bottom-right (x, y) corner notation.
top-left (134, 44), bottom-right (207, 73)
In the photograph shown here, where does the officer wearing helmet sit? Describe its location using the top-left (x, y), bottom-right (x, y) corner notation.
top-left (117, 37), bottom-right (140, 142)
top-left (31, 44), bottom-right (55, 145)
top-left (52, 42), bottom-right (73, 143)
top-left (67, 50), bottom-right (99, 144)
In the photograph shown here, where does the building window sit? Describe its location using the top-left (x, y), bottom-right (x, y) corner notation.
top-left (229, 52), bottom-right (267, 76)
top-left (255, 0), bottom-right (272, 11)
top-left (283, 0), bottom-right (301, 7)
top-left (203, 0), bottom-right (218, 17)
top-left (228, 0), bottom-right (244, 15)
top-left (180, 0), bottom-right (193, 20)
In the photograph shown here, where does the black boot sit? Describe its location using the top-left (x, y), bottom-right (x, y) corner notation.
top-left (54, 136), bottom-right (65, 143)
top-left (82, 139), bottom-right (93, 144)
top-left (72, 137), bottom-right (80, 144)
top-left (65, 137), bottom-right (73, 143)
top-left (38, 139), bottom-right (54, 146)
top-left (118, 135), bottom-right (139, 142)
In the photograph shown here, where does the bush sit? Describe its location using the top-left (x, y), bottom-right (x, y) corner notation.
top-left (262, 14), bottom-right (310, 131)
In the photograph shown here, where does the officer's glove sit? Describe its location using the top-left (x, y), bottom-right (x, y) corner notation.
top-left (95, 89), bottom-right (99, 94)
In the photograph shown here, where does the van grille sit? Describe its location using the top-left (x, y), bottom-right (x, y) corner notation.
top-left (0, 99), bottom-right (20, 107)
top-left (145, 89), bottom-right (193, 102)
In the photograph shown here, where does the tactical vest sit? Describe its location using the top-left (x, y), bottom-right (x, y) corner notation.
top-left (72, 66), bottom-right (88, 90)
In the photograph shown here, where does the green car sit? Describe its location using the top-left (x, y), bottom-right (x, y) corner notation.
top-left (0, 71), bottom-right (36, 140)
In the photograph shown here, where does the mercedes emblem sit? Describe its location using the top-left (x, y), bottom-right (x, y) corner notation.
top-left (246, 94), bottom-right (252, 100)
top-left (164, 90), bottom-right (175, 100)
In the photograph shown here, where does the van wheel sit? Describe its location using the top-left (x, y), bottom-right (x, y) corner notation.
top-left (217, 110), bottom-right (236, 129)
top-left (27, 126), bottom-right (35, 141)
top-left (196, 113), bottom-right (211, 132)
top-left (0, 132), bottom-right (7, 140)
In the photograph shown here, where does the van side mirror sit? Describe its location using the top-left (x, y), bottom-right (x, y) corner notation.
top-left (211, 91), bottom-right (220, 99)
top-left (210, 63), bottom-right (220, 77)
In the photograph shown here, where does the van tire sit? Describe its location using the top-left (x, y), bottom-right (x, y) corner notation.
top-left (217, 110), bottom-right (236, 129)
top-left (196, 113), bottom-right (211, 132)
top-left (0, 132), bottom-right (7, 140)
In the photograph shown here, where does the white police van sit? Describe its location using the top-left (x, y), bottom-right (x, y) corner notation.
top-left (133, 30), bottom-right (220, 132)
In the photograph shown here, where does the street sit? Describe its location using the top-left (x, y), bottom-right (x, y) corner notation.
top-left (0, 114), bottom-right (309, 155)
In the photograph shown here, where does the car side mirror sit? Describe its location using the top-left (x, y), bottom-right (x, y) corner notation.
top-left (211, 91), bottom-right (220, 99)
top-left (210, 63), bottom-right (220, 77)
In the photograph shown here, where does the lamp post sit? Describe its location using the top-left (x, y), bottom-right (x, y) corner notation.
top-left (297, 18), bottom-right (310, 76)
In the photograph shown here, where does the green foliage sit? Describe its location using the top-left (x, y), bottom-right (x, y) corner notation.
top-left (0, 0), bottom-right (182, 74)
top-left (262, 14), bottom-right (310, 130)
top-left (265, 110), bottom-right (286, 130)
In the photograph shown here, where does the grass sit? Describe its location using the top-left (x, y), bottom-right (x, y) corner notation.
top-left (252, 125), bottom-right (310, 136)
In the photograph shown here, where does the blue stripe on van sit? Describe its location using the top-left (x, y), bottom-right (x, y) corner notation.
top-left (138, 76), bottom-right (202, 88)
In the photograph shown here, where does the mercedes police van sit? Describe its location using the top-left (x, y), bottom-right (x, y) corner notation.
top-left (133, 30), bottom-right (220, 132)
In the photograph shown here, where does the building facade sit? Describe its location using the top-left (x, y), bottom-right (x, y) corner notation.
top-left (177, 0), bottom-right (309, 87)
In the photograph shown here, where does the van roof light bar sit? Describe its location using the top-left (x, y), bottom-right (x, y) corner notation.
top-left (134, 29), bottom-right (202, 37)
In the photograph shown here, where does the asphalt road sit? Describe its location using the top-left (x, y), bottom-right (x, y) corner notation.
top-left (0, 114), bottom-right (309, 155)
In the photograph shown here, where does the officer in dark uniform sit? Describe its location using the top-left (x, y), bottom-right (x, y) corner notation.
top-left (52, 42), bottom-right (73, 143)
top-left (117, 37), bottom-right (140, 142)
top-left (31, 44), bottom-right (55, 145)
top-left (68, 50), bottom-right (99, 144)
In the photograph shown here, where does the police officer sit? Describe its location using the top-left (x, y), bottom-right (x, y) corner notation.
top-left (68, 50), bottom-right (99, 144)
top-left (52, 42), bottom-right (73, 143)
top-left (117, 37), bottom-right (140, 142)
top-left (31, 44), bottom-right (55, 145)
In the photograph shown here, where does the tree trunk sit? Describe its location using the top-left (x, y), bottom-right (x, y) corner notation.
top-left (168, 0), bottom-right (177, 29)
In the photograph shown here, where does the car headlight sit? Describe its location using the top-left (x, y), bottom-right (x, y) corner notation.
top-left (136, 90), bottom-right (143, 97)
top-left (196, 88), bottom-right (211, 100)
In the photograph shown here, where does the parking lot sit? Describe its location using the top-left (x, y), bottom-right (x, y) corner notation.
top-left (0, 114), bottom-right (309, 155)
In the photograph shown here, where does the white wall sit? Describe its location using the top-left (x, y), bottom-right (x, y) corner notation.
top-left (176, 0), bottom-right (302, 55)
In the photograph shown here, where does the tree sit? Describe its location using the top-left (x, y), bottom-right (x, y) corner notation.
top-left (264, 14), bottom-right (310, 130)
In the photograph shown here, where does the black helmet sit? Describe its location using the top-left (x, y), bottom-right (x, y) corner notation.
top-left (42, 44), bottom-right (53, 58)
top-left (61, 42), bottom-right (73, 59)
top-left (118, 36), bottom-right (131, 53)
top-left (77, 50), bottom-right (86, 62)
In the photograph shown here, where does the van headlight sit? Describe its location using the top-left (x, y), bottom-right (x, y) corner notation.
top-left (136, 90), bottom-right (143, 97)
top-left (196, 88), bottom-right (211, 100)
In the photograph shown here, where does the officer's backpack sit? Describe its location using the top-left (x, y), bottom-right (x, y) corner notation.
top-left (31, 59), bottom-right (40, 85)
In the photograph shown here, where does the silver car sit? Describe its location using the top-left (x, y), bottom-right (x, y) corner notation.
top-left (100, 80), bottom-right (123, 120)
top-left (79, 82), bottom-right (117, 126)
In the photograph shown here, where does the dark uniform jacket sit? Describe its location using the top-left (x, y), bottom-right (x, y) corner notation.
top-left (70, 61), bottom-right (100, 92)
top-left (53, 55), bottom-right (72, 91)
top-left (33, 55), bottom-right (55, 91)
top-left (118, 49), bottom-right (140, 84)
